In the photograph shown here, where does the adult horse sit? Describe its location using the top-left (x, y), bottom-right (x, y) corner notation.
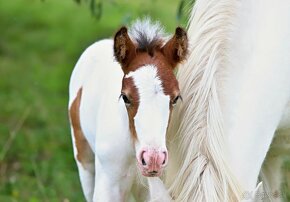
top-left (165, 0), bottom-right (290, 201)
top-left (68, 19), bottom-right (188, 201)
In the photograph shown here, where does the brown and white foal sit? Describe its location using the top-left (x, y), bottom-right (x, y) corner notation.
top-left (68, 19), bottom-right (188, 201)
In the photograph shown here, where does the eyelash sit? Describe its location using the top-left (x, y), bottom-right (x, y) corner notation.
top-left (172, 95), bottom-right (182, 106)
top-left (120, 93), bottom-right (131, 106)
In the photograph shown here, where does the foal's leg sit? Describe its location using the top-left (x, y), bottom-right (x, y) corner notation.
top-left (92, 129), bottom-right (136, 202)
top-left (69, 89), bottom-right (95, 202)
top-left (92, 153), bottom-right (136, 202)
top-left (71, 131), bottom-right (95, 202)
top-left (90, 93), bottom-right (136, 201)
top-left (147, 177), bottom-right (172, 202)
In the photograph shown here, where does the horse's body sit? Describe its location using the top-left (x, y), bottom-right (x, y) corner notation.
top-left (69, 39), bottom-right (135, 201)
top-left (68, 19), bottom-right (188, 201)
top-left (165, 0), bottom-right (290, 201)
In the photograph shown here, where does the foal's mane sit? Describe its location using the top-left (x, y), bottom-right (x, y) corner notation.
top-left (128, 18), bottom-right (166, 55)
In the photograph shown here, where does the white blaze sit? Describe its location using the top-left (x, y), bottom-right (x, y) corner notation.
top-left (126, 65), bottom-right (170, 152)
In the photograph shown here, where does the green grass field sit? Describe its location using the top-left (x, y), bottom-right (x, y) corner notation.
top-left (0, 0), bottom-right (188, 201)
top-left (0, 0), bottom-right (289, 201)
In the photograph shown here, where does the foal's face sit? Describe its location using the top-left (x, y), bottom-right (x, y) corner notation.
top-left (121, 56), bottom-right (180, 177)
top-left (114, 26), bottom-right (188, 177)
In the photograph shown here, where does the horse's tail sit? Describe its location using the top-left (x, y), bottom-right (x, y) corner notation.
top-left (166, 0), bottom-right (241, 201)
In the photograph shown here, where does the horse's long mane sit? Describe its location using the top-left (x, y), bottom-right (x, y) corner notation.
top-left (167, 0), bottom-right (241, 201)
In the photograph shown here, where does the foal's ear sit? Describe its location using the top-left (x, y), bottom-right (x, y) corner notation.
top-left (114, 27), bottom-right (136, 71)
top-left (162, 27), bottom-right (188, 68)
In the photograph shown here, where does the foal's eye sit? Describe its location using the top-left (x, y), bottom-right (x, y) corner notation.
top-left (172, 95), bottom-right (181, 106)
top-left (121, 93), bottom-right (131, 106)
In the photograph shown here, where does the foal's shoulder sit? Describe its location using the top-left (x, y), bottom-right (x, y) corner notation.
top-left (82, 39), bottom-right (114, 59)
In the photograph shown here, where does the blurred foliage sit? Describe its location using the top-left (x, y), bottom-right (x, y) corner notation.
top-left (73, 0), bottom-right (193, 22)
top-left (0, 0), bottom-right (187, 201)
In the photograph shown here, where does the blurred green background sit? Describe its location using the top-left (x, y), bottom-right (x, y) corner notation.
top-left (0, 0), bottom-right (188, 201)
top-left (0, 0), bottom-right (289, 202)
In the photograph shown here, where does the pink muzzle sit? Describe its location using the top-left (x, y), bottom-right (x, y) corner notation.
top-left (137, 148), bottom-right (168, 177)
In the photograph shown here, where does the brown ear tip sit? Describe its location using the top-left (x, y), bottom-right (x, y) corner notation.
top-left (115, 26), bottom-right (128, 39)
top-left (175, 27), bottom-right (187, 37)
top-left (119, 26), bottom-right (128, 34)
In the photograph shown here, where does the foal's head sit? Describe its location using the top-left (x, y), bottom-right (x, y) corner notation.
top-left (114, 19), bottom-right (188, 177)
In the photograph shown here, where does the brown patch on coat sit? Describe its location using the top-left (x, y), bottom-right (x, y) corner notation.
top-left (121, 77), bottom-right (139, 141)
top-left (69, 88), bottom-right (94, 168)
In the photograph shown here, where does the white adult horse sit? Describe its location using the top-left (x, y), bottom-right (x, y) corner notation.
top-left (68, 19), bottom-right (188, 201)
top-left (165, 0), bottom-right (290, 201)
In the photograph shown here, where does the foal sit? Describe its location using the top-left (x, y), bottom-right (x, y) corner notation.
top-left (68, 19), bottom-right (188, 201)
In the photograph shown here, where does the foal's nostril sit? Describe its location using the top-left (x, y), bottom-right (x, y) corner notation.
top-left (138, 149), bottom-right (168, 168)
top-left (162, 151), bottom-right (167, 165)
top-left (142, 157), bottom-right (146, 166)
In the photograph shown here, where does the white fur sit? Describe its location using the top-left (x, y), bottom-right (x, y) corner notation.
top-left (166, 0), bottom-right (241, 201)
top-left (70, 39), bottom-right (136, 201)
top-left (68, 22), bottom-right (172, 201)
top-left (165, 0), bottom-right (290, 201)
top-left (224, 0), bottom-right (290, 195)
top-left (128, 18), bottom-right (166, 45)
top-left (126, 65), bottom-right (170, 154)
top-left (147, 177), bottom-right (171, 202)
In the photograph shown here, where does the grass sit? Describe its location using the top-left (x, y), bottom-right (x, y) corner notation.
top-left (0, 0), bottom-right (188, 201)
